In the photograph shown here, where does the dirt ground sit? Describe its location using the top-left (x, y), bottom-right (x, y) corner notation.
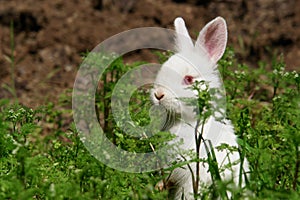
top-left (1, 0), bottom-right (300, 107)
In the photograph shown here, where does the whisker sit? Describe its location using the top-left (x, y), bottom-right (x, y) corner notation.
top-left (161, 106), bottom-right (178, 131)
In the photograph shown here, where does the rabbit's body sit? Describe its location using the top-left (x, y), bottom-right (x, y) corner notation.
top-left (151, 17), bottom-right (249, 199)
top-left (167, 118), bottom-right (243, 200)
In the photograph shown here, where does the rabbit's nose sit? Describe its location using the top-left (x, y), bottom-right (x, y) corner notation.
top-left (154, 92), bottom-right (165, 101)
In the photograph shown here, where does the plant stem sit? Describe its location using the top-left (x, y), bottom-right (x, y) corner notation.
top-left (10, 21), bottom-right (17, 101)
top-left (194, 119), bottom-right (201, 195)
top-left (293, 144), bottom-right (299, 190)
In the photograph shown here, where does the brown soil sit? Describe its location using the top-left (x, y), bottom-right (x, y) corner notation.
top-left (1, 0), bottom-right (300, 107)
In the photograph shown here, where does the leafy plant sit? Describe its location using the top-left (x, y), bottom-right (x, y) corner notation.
top-left (0, 48), bottom-right (299, 199)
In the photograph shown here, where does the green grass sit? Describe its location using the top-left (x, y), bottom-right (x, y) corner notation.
top-left (2, 21), bottom-right (17, 101)
top-left (0, 48), bottom-right (299, 199)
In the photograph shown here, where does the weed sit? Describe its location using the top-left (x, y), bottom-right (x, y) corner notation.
top-left (2, 21), bottom-right (17, 101)
top-left (0, 48), bottom-right (299, 199)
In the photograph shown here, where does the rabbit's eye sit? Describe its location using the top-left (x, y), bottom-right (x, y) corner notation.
top-left (183, 75), bottom-right (194, 85)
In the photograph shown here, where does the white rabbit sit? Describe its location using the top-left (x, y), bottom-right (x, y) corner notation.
top-left (151, 17), bottom-right (249, 199)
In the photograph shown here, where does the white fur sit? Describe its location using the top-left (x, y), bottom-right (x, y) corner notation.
top-left (151, 17), bottom-right (249, 199)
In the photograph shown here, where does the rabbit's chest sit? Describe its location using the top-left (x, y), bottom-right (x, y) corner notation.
top-left (168, 118), bottom-right (236, 156)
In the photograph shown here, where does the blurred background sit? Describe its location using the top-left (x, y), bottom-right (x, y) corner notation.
top-left (0, 0), bottom-right (299, 107)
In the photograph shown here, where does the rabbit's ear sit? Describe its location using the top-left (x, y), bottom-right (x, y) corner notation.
top-left (195, 17), bottom-right (227, 63)
top-left (174, 17), bottom-right (194, 52)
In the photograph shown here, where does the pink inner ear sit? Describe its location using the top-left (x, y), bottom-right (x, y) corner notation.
top-left (205, 25), bottom-right (219, 57)
top-left (202, 20), bottom-right (227, 62)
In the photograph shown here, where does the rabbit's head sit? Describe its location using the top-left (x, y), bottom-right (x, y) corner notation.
top-left (151, 17), bottom-right (227, 123)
